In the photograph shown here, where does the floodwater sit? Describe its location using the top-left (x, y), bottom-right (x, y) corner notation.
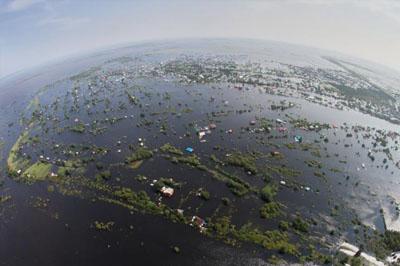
top-left (1, 40), bottom-right (399, 265)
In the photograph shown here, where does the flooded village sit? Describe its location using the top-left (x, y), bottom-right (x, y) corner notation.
top-left (1, 41), bottom-right (400, 265)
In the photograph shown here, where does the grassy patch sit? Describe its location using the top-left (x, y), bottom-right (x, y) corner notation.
top-left (226, 152), bottom-right (258, 174)
top-left (154, 178), bottom-right (182, 190)
top-left (291, 216), bottom-right (309, 233)
top-left (260, 202), bottom-right (283, 219)
top-left (0, 195), bottom-right (11, 204)
top-left (126, 147), bottom-right (153, 163)
top-left (22, 161), bottom-right (51, 183)
top-left (264, 165), bottom-right (301, 178)
top-left (260, 184), bottom-right (277, 202)
top-left (198, 189), bottom-right (210, 200)
top-left (70, 123), bottom-right (86, 133)
top-left (94, 221), bottom-right (114, 231)
top-left (7, 131), bottom-right (30, 175)
top-left (210, 167), bottom-right (252, 196)
top-left (368, 230), bottom-right (400, 259)
top-left (160, 143), bottom-right (183, 155)
top-left (209, 216), bottom-right (298, 256)
top-left (129, 160), bottom-right (143, 169)
top-left (95, 170), bottom-right (111, 181)
top-left (57, 159), bottom-right (86, 177)
top-left (233, 223), bottom-right (299, 256)
top-left (172, 154), bottom-right (201, 168)
top-left (305, 160), bottom-right (322, 168)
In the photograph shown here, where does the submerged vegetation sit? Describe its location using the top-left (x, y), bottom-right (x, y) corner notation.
top-left (225, 152), bottom-right (258, 174)
top-left (209, 216), bottom-right (299, 256)
top-left (70, 122), bottom-right (86, 133)
top-left (260, 184), bottom-right (277, 203)
top-left (94, 221), bottom-right (114, 231)
top-left (260, 202), bottom-right (283, 219)
top-left (368, 230), bottom-right (400, 259)
top-left (126, 147), bottom-right (153, 163)
top-left (160, 143), bottom-right (184, 156)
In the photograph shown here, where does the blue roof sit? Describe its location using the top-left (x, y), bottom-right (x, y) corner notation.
top-left (185, 147), bottom-right (194, 153)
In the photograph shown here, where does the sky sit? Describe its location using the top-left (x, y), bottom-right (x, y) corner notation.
top-left (1, 0), bottom-right (400, 78)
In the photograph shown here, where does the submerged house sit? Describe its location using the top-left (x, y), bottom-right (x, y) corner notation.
top-left (191, 216), bottom-right (207, 232)
top-left (160, 186), bottom-right (174, 197)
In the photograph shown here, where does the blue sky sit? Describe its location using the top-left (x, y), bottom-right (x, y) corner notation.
top-left (1, 0), bottom-right (400, 78)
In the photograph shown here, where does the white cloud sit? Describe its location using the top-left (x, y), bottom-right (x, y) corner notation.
top-left (37, 16), bottom-right (90, 29)
top-left (286, 0), bottom-right (400, 24)
top-left (6, 0), bottom-right (45, 12)
top-left (360, 0), bottom-right (400, 25)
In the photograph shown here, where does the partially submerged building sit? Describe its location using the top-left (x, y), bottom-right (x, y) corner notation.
top-left (338, 242), bottom-right (384, 266)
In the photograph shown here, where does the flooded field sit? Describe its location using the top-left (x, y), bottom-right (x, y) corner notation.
top-left (1, 39), bottom-right (400, 265)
